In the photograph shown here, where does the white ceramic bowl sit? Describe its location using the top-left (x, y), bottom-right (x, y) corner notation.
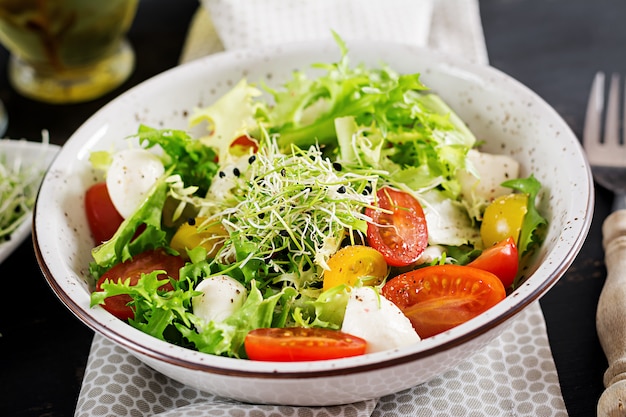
top-left (0, 139), bottom-right (59, 264)
top-left (33, 40), bottom-right (593, 406)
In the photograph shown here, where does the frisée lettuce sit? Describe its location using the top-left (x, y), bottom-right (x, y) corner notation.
top-left (88, 36), bottom-right (548, 359)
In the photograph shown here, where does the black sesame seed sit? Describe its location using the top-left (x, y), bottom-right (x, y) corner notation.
top-left (248, 155), bottom-right (256, 164)
top-left (363, 184), bottom-right (373, 195)
top-left (218, 171), bottom-right (226, 178)
top-left (233, 167), bottom-right (241, 177)
top-left (337, 185), bottom-right (346, 194)
top-left (280, 168), bottom-right (286, 177)
top-left (259, 212), bottom-right (265, 219)
top-left (332, 162), bottom-right (342, 171)
top-left (187, 217), bottom-right (196, 226)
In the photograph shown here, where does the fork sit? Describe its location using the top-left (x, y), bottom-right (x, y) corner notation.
top-left (586, 72), bottom-right (626, 417)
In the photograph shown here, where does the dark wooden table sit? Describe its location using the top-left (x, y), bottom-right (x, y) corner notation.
top-left (0, 0), bottom-right (617, 415)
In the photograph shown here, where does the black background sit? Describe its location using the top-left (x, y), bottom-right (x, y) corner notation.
top-left (0, 1), bottom-right (618, 415)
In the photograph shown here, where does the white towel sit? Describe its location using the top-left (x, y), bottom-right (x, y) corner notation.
top-left (180, 0), bottom-right (488, 65)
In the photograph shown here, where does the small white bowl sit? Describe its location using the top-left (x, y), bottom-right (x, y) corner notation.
top-left (33, 40), bottom-right (593, 406)
top-left (0, 139), bottom-right (59, 264)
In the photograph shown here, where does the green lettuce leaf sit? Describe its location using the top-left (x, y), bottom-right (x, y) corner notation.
top-left (89, 173), bottom-right (172, 277)
top-left (135, 125), bottom-right (219, 196)
top-left (189, 78), bottom-right (262, 164)
top-left (256, 35), bottom-right (477, 204)
top-left (501, 174), bottom-right (548, 258)
top-left (178, 281), bottom-right (297, 358)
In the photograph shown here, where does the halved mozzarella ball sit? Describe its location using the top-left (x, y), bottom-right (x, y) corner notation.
top-left (459, 149), bottom-right (520, 203)
top-left (106, 149), bottom-right (165, 218)
top-left (417, 245), bottom-right (446, 265)
top-left (192, 275), bottom-right (247, 331)
top-left (341, 286), bottom-right (420, 353)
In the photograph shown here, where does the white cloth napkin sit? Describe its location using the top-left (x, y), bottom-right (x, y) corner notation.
top-left (75, 1), bottom-right (568, 416)
top-left (180, 0), bottom-right (488, 65)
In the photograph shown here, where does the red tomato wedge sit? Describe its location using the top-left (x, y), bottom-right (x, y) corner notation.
top-left (95, 249), bottom-right (185, 321)
top-left (365, 187), bottom-right (428, 267)
top-left (85, 182), bottom-right (124, 244)
top-left (468, 237), bottom-right (519, 288)
top-left (230, 135), bottom-right (259, 153)
top-left (244, 327), bottom-right (367, 361)
top-left (382, 264), bottom-right (506, 338)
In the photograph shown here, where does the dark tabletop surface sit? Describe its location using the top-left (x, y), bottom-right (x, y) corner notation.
top-left (0, 0), bottom-right (618, 415)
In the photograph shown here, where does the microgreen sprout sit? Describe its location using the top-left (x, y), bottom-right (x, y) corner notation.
top-left (196, 139), bottom-right (384, 287)
top-left (0, 140), bottom-right (48, 242)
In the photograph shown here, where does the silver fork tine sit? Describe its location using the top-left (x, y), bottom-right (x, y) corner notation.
top-left (621, 74), bottom-right (626, 145)
top-left (584, 72), bottom-right (626, 167)
top-left (605, 73), bottom-right (621, 146)
top-left (583, 71), bottom-right (604, 152)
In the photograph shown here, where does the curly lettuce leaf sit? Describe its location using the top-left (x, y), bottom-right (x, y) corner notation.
top-left (257, 35), bottom-right (477, 204)
top-left (292, 284), bottom-right (351, 329)
top-left (502, 174), bottom-right (548, 259)
top-left (90, 269), bottom-right (201, 340)
top-left (89, 173), bottom-right (172, 277)
top-left (178, 281), bottom-right (297, 358)
top-left (189, 79), bottom-right (262, 164)
top-left (135, 125), bottom-right (219, 196)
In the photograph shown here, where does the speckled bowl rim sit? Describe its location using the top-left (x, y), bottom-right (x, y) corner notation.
top-left (33, 39), bottom-right (594, 379)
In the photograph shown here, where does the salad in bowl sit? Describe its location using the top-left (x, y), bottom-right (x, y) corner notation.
top-left (85, 36), bottom-right (546, 361)
top-left (34, 37), bottom-right (590, 405)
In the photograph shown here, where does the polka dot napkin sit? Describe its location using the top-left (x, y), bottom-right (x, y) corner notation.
top-left (74, 1), bottom-right (569, 416)
top-left (75, 303), bottom-right (566, 417)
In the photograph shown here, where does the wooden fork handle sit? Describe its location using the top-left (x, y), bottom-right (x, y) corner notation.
top-left (597, 210), bottom-right (626, 417)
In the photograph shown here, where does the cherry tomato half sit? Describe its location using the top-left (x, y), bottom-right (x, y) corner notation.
top-left (170, 217), bottom-right (228, 259)
top-left (95, 249), bottom-right (185, 321)
top-left (85, 182), bottom-right (124, 244)
top-left (322, 245), bottom-right (388, 291)
top-left (244, 327), bottom-right (367, 361)
top-left (382, 264), bottom-right (506, 338)
top-left (230, 135), bottom-right (259, 154)
top-left (480, 193), bottom-right (528, 247)
top-left (468, 237), bottom-right (519, 288)
top-left (365, 187), bottom-right (428, 267)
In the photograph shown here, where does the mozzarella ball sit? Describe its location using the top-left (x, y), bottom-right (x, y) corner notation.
top-left (459, 149), bottom-right (520, 203)
top-left (192, 275), bottom-right (247, 331)
top-left (106, 149), bottom-right (165, 218)
top-left (341, 286), bottom-right (420, 353)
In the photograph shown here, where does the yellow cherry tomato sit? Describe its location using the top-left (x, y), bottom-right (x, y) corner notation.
top-left (322, 245), bottom-right (388, 291)
top-left (170, 217), bottom-right (227, 258)
top-left (480, 193), bottom-right (528, 247)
